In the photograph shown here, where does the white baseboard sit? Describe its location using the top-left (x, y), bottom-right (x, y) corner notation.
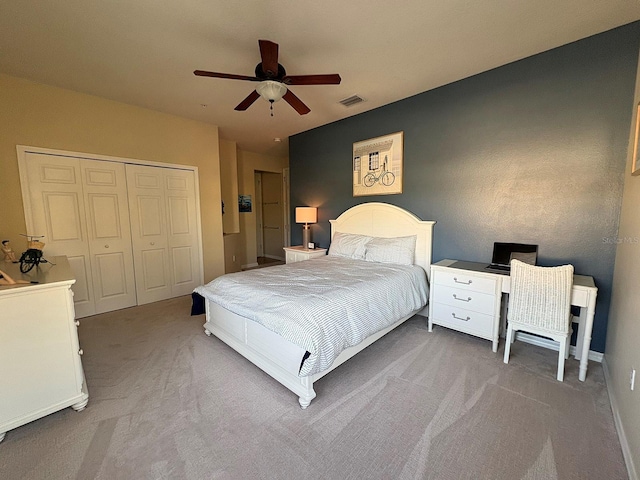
top-left (602, 357), bottom-right (638, 480)
top-left (514, 332), bottom-right (603, 362)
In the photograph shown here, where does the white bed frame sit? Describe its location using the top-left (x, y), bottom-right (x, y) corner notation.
top-left (203, 202), bottom-right (435, 408)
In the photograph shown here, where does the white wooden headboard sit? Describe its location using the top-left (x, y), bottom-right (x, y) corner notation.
top-left (329, 202), bottom-right (436, 279)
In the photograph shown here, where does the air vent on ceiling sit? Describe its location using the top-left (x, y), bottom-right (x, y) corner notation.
top-left (339, 95), bottom-right (365, 107)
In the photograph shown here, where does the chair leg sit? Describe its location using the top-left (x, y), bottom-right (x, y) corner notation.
top-left (503, 324), bottom-right (514, 364)
top-left (565, 331), bottom-right (571, 360)
top-left (557, 337), bottom-right (567, 382)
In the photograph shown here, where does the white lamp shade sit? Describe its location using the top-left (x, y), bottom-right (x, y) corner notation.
top-left (295, 207), bottom-right (317, 224)
top-left (256, 80), bottom-right (287, 102)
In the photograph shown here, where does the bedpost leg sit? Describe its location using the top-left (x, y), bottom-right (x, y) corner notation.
top-left (204, 328), bottom-right (212, 336)
top-left (298, 378), bottom-right (316, 409)
top-left (298, 393), bottom-right (316, 409)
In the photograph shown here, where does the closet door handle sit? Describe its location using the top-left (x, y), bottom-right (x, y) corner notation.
top-left (150, 242), bottom-right (155, 245)
top-left (104, 244), bottom-right (109, 248)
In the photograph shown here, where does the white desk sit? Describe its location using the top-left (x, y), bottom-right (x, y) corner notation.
top-left (429, 259), bottom-right (598, 381)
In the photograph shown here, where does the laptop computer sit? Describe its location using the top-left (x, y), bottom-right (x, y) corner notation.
top-left (485, 242), bottom-right (538, 272)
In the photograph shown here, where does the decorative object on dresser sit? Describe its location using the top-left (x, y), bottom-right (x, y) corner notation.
top-left (0, 256), bottom-right (88, 443)
top-left (195, 202), bottom-right (435, 408)
top-left (353, 131), bottom-right (403, 197)
top-left (18, 234), bottom-right (48, 273)
top-left (503, 259), bottom-right (574, 381)
top-left (1, 240), bottom-right (18, 263)
top-left (283, 245), bottom-right (327, 264)
top-left (295, 206), bottom-right (317, 250)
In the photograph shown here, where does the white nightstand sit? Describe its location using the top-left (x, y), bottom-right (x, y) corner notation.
top-left (428, 259), bottom-right (502, 352)
top-left (283, 246), bottom-right (327, 264)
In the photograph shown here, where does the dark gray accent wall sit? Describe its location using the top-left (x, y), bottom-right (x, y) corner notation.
top-left (290, 22), bottom-right (640, 353)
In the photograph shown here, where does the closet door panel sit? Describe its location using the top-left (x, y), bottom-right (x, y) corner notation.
top-left (126, 164), bottom-right (171, 305)
top-left (82, 160), bottom-right (136, 314)
top-left (165, 170), bottom-right (200, 296)
top-left (24, 154), bottom-right (95, 317)
top-left (66, 255), bottom-right (91, 305)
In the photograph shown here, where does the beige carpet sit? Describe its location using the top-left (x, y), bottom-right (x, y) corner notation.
top-left (0, 296), bottom-right (628, 479)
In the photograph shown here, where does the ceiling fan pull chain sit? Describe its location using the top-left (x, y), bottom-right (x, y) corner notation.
top-left (270, 99), bottom-right (274, 117)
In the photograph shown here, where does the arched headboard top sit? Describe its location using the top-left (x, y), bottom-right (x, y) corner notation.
top-left (329, 202), bottom-right (436, 278)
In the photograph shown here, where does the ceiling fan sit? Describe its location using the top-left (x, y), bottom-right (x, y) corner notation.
top-left (194, 40), bottom-right (341, 115)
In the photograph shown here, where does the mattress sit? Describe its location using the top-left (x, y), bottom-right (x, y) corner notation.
top-left (195, 256), bottom-right (428, 376)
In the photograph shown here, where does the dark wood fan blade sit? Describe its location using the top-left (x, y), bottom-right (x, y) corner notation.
top-left (194, 70), bottom-right (259, 82)
top-left (258, 40), bottom-right (279, 77)
top-left (283, 90), bottom-right (310, 115)
top-left (234, 90), bottom-right (261, 111)
top-left (283, 74), bottom-right (341, 85)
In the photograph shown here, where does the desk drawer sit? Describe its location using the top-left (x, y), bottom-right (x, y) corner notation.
top-left (432, 284), bottom-right (496, 315)
top-left (431, 302), bottom-right (495, 338)
top-left (433, 269), bottom-right (496, 295)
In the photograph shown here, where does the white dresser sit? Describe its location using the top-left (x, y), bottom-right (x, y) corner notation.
top-left (283, 246), bottom-right (327, 264)
top-left (0, 256), bottom-right (88, 443)
top-left (428, 259), bottom-right (502, 352)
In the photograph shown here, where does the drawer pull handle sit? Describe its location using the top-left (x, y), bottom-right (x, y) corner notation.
top-left (78, 349), bottom-right (84, 356)
top-left (453, 294), bottom-right (472, 302)
top-left (452, 313), bottom-right (471, 321)
top-left (453, 277), bottom-right (472, 285)
top-left (75, 320), bottom-right (80, 327)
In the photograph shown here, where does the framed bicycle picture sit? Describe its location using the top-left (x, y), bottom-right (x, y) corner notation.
top-left (353, 131), bottom-right (403, 196)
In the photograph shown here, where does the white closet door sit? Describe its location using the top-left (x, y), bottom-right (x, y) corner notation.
top-left (126, 164), bottom-right (172, 305)
top-left (23, 153), bottom-right (95, 317)
top-left (165, 169), bottom-right (201, 297)
top-left (81, 160), bottom-right (137, 313)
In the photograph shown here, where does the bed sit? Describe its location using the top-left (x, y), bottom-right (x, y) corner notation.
top-left (196, 203), bottom-right (435, 408)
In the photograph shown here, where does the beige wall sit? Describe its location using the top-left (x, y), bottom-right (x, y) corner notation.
top-left (237, 150), bottom-right (288, 268)
top-left (0, 74), bottom-right (224, 282)
top-left (219, 139), bottom-right (239, 235)
top-left (605, 49), bottom-right (640, 478)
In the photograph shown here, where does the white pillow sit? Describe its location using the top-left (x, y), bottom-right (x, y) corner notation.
top-left (364, 235), bottom-right (417, 265)
top-left (328, 232), bottom-right (372, 260)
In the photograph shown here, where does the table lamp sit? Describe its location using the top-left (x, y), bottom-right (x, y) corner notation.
top-left (295, 207), bottom-right (317, 250)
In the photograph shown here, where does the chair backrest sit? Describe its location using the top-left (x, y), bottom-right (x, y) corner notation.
top-left (507, 259), bottom-right (574, 334)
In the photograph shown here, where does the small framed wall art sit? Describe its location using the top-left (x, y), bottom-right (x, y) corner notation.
top-left (238, 195), bottom-right (252, 212)
top-left (353, 131), bottom-right (403, 196)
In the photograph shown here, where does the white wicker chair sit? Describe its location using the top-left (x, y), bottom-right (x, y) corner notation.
top-left (503, 259), bottom-right (574, 381)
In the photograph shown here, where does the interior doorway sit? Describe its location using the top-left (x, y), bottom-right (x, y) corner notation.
top-left (254, 171), bottom-right (285, 262)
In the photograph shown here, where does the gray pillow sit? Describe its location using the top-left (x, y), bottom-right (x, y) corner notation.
top-left (328, 232), bottom-right (372, 260)
top-left (364, 235), bottom-right (417, 265)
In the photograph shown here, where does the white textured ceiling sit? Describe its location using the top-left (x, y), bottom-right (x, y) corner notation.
top-left (1, 1), bottom-right (639, 156)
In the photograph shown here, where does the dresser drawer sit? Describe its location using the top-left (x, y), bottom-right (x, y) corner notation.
top-left (431, 302), bottom-right (495, 338)
top-left (433, 269), bottom-right (497, 295)
top-left (432, 284), bottom-right (497, 315)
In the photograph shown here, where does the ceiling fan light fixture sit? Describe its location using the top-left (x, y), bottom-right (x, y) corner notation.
top-left (256, 80), bottom-right (287, 103)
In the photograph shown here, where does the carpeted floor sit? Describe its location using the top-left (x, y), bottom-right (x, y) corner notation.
top-left (0, 296), bottom-right (628, 479)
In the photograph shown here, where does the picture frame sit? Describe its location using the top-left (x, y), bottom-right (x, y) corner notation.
top-left (238, 195), bottom-right (252, 213)
top-left (632, 103), bottom-right (640, 176)
top-left (353, 131), bottom-right (403, 196)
